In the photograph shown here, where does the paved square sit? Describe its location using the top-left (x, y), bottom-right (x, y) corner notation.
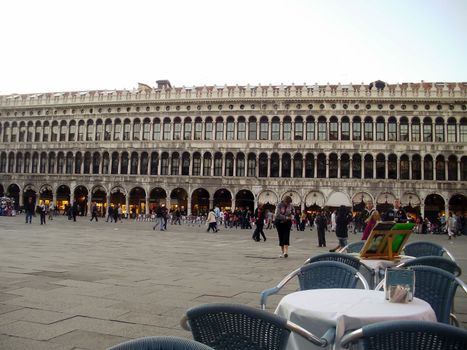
top-left (1, 215), bottom-right (466, 349)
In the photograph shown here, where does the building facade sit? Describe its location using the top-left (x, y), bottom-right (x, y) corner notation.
top-left (0, 80), bottom-right (466, 220)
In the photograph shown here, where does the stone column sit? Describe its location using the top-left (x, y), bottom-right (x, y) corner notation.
top-left (385, 158), bottom-right (389, 179)
top-left (337, 157), bottom-right (341, 178)
top-left (373, 156), bottom-right (376, 179)
top-left (145, 196), bottom-right (149, 215)
top-left (125, 196), bottom-right (130, 218)
top-left (409, 156), bottom-right (412, 180)
top-left (349, 157), bottom-right (353, 178)
top-left (87, 195), bottom-right (92, 217)
top-left (231, 199), bottom-right (236, 211)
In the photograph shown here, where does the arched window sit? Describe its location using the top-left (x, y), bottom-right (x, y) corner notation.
top-left (411, 117), bottom-right (421, 142)
top-left (306, 116), bottom-right (315, 140)
top-left (294, 116), bottom-right (303, 140)
top-left (226, 117), bottom-right (234, 140)
top-left (237, 116), bottom-right (246, 140)
top-left (248, 116), bottom-right (257, 140)
top-left (83, 152), bottom-right (92, 174)
top-left (171, 152), bottom-right (180, 175)
top-left (143, 118), bottom-right (151, 141)
top-left (225, 152), bottom-right (234, 176)
top-left (102, 152), bottom-right (109, 174)
top-left (173, 118), bottom-right (181, 140)
top-left (215, 117), bottom-right (224, 140)
top-left (140, 152), bottom-right (149, 175)
top-left (194, 117), bottom-right (202, 140)
top-left (0, 152), bottom-right (6, 173)
top-left (32, 152), bottom-right (39, 173)
top-left (329, 117), bottom-right (338, 140)
top-left (205, 117), bottom-right (213, 140)
top-left (461, 118), bottom-right (467, 142)
top-left (40, 152), bottom-right (47, 173)
top-left (11, 122), bottom-right (18, 142)
top-left (57, 152), bottom-right (65, 174)
top-left (283, 116), bottom-right (292, 140)
top-left (412, 154), bottom-right (421, 180)
top-left (111, 152), bottom-right (119, 174)
top-left (400, 117), bottom-right (409, 141)
top-left (193, 152), bottom-right (201, 176)
top-left (293, 153), bottom-right (303, 177)
top-left (214, 152), bottom-right (222, 176)
top-left (281, 153), bottom-right (291, 177)
top-left (423, 117), bottom-right (432, 142)
top-left (247, 153), bottom-right (256, 177)
top-left (436, 155), bottom-right (445, 180)
top-left (424, 155), bottom-right (433, 180)
top-left (376, 117), bottom-right (385, 141)
top-left (104, 119), bottom-right (112, 141)
top-left (270, 153), bottom-right (279, 177)
top-left (364, 154), bottom-right (373, 178)
top-left (388, 117), bottom-right (397, 141)
top-left (114, 119), bottom-right (121, 141)
top-left (60, 121), bottom-right (68, 141)
top-left (162, 118), bottom-right (171, 140)
top-left (260, 116), bottom-right (269, 140)
top-left (27, 122), bottom-right (34, 142)
top-left (271, 117), bottom-right (280, 140)
top-left (447, 118), bottom-right (456, 142)
top-left (461, 156), bottom-right (467, 181)
top-left (15, 152), bottom-right (23, 173)
top-left (183, 118), bottom-right (192, 140)
top-left (258, 153), bottom-right (268, 177)
top-left (2, 122), bottom-right (10, 142)
top-left (317, 153), bottom-right (326, 178)
top-left (65, 152), bottom-right (74, 174)
top-left (48, 152), bottom-right (56, 174)
top-left (23, 152), bottom-right (31, 173)
top-left (43, 121), bottom-right (50, 142)
top-left (236, 153), bottom-right (245, 177)
top-left (305, 153), bottom-right (314, 178)
top-left (130, 152), bottom-right (138, 175)
top-left (341, 116), bottom-right (350, 140)
top-left (133, 119), bottom-right (141, 140)
top-left (120, 152), bottom-right (129, 175)
top-left (77, 121), bottom-right (85, 141)
top-left (160, 152), bottom-right (169, 175)
top-left (376, 154), bottom-right (385, 179)
top-left (203, 153), bottom-right (212, 176)
top-left (329, 153), bottom-right (338, 178)
top-left (181, 152), bottom-right (190, 175)
top-left (19, 122), bottom-right (26, 142)
top-left (448, 155), bottom-right (458, 181)
top-left (388, 154), bottom-right (397, 179)
top-left (352, 154), bottom-right (362, 178)
top-left (150, 152), bottom-right (159, 175)
top-left (352, 116), bottom-right (361, 141)
top-left (123, 119), bottom-right (131, 141)
top-left (341, 153), bottom-right (350, 178)
top-left (86, 120), bottom-right (94, 141)
top-left (153, 118), bottom-right (161, 140)
top-left (364, 117), bottom-right (373, 141)
top-left (400, 155), bottom-right (409, 180)
top-left (435, 117), bottom-right (445, 142)
top-left (318, 116), bottom-right (327, 140)
top-left (8, 152), bottom-right (14, 173)
top-left (68, 121), bottom-right (76, 141)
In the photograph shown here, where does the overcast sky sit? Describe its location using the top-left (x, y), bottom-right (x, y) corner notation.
top-left (1, 0), bottom-right (466, 94)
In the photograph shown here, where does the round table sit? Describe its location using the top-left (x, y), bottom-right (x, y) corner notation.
top-left (275, 288), bottom-right (436, 350)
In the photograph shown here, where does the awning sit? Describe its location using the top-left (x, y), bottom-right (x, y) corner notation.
top-left (258, 190), bottom-right (278, 205)
top-left (305, 191), bottom-right (325, 207)
top-left (326, 192), bottom-right (351, 207)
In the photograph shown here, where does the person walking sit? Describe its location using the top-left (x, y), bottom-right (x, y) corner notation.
top-left (329, 205), bottom-right (353, 252)
top-left (383, 198), bottom-right (407, 223)
top-left (275, 196), bottom-right (294, 258)
top-left (207, 209), bottom-right (218, 232)
top-left (315, 211), bottom-right (327, 247)
top-left (90, 202), bottom-right (98, 222)
top-left (24, 197), bottom-right (35, 224)
top-left (252, 204), bottom-right (267, 242)
top-left (447, 211), bottom-right (457, 240)
top-left (39, 202), bottom-right (47, 225)
top-left (361, 200), bottom-right (380, 240)
top-left (106, 205), bottom-right (114, 222)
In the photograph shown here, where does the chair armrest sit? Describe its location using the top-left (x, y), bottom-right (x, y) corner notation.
top-left (180, 315), bottom-right (191, 331)
top-left (260, 268), bottom-right (300, 309)
top-left (455, 277), bottom-right (467, 294)
top-left (443, 249), bottom-right (457, 263)
top-left (356, 271), bottom-right (370, 290)
top-left (340, 328), bottom-right (363, 348)
top-left (286, 321), bottom-right (336, 347)
top-left (374, 279), bottom-right (385, 291)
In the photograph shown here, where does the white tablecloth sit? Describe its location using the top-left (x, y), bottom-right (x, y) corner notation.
top-left (275, 289), bottom-right (436, 350)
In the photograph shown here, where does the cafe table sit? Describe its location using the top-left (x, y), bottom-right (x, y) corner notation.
top-left (275, 288), bottom-right (436, 350)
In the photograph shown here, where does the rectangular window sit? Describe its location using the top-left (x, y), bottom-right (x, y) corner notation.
top-left (226, 122), bottom-right (234, 140)
top-left (205, 122), bottom-right (213, 140)
top-left (95, 124), bottom-right (102, 141)
top-left (214, 158), bottom-right (222, 176)
top-left (69, 125), bottom-right (76, 141)
top-left (216, 122), bottom-right (223, 140)
top-left (294, 123), bottom-right (303, 140)
top-left (123, 123), bottom-right (130, 141)
top-left (184, 123), bottom-right (192, 140)
top-left (400, 124), bottom-right (409, 141)
top-left (160, 157), bottom-right (169, 175)
top-left (104, 124), bottom-right (111, 141)
top-left (352, 122), bottom-right (361, 140)
top-left (260, 122), bottom-right (268, 140)
top-left (51, 125), bottom-right (59, 142)
top-left (435, 124), bottom-right (444, 142)
top-left (171, 158), bottom-right (179, 175)
top-left (247, 158), bottom-right (256, 177)
top-left (173, 123), bottom-right (181, 140)
top-left (341, 122), bottom-right (350, 140)
top-left (43, 126), bottom-right (50, 142)
top-left (143, 123), bottom-right (150, 140)
top-left (318, 123), bottom-right (326, 140)
top-left (194, 122), bottom-right (202, 140)
top-left (412, 124), bottom-right (420, 142)
top-left (87, 124), bottom-right (94, 141)
top-left (193, 157), bottom-right (201, 175)
top-left (236, 158), bottom-right (245, 176)
top-left (114, 124), bottom-right (121, 141)
top-left (153, 123), bottom-right (161, 140)
top-left (133, 123), bottom-right (141, 140)
top-left (203, 157), bottom-right (211, 176)
top-left (248, 121), bottom-right (257, 140)
top-left (329, 123), bottom-right (338, 140)
top-left (388, 123), bottom-right (397, 141)
top-left (447, 124), bottom-right (456, 142)
top-left (237, 122), bottom-right (246, 140)
top-left (376, 123), bottom-right (385, 141)
top-left (163, 123), bottom-right (171, 140)
top-left (283, 123), bottom-right (291, 140)
top-left (364, 123), bottom-right (373, 141)
top-left (460, 125), bottom-right (467, 143)
top-left (423, 124), bottom-right (432, 142)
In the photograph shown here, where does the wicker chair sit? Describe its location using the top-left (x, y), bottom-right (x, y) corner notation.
top-left (340, 320), bottom-right (467, 350)
top-left (402, 241), bottom-right (456, 261)
top-left (181, 303), bottom-right (335, 350)
top-left (107, 336), bottom-right (215, 350)
top-left (341, 241), bottom-right (365, 254)
top-left (260, 260), bottom-right (369, 309)
top-left (306, 252), bottom-right (375, 289)
top-left (397, 256), bottom-right (461, 276)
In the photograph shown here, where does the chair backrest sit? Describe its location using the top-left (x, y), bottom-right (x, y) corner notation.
top-left (340, 320), bottom-right (467, 350)
top-left (342, 241), bottom-right (365, 253)
top-left (403, 241), bottom-right (445, 258)
top-left (107, 336), bottom-right (215, 350)
top-left (185, 303), bottom-right (291, 350)
top-left (410, 265), bottom-right (459, 323)
top-left (307, 252), bottom-right (374, 288)
top-left (298, 261), bottom-right (361, 290)
top-left (400, 256), bottom-right (461, 276)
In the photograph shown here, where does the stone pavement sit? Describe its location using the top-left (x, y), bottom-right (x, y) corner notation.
top-left (0, 215), bottom-right (466, 350)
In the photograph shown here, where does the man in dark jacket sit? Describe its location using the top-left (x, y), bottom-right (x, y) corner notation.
top-left (24, 197), bottom-right (35, 224)
top-left (315, 211), bottom-right (327, 247)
